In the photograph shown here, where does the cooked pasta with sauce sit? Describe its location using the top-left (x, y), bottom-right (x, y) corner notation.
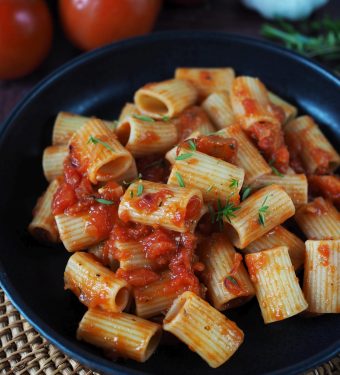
top-left (29, 67), bottom-right (340, 368)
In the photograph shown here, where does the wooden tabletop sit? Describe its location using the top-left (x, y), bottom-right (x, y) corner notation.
top-left (0, 0), bottom-right (339, 125)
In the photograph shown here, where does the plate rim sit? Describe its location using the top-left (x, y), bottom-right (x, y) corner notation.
top-left (0, 31), bottom-right (339, 375)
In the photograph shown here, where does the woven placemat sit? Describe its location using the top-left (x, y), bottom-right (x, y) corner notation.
top-left (0, 289), bottom-right (339, 375)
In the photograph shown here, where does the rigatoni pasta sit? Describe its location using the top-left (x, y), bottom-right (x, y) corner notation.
top-left (134, 79), bottom-right (198, 118)
top-left (163, 291), bottom-right (244, 368)
top-left (250, 173), bottom-right (308, 208)
top-left (245, 246), bottom-right (308, 323)
top-left (42, 145), bottom-right (68, 182)
top-left (224, 184), bottom-right (295, 249)
top-left (174, 67), bottom-right (235, 100)
top-left (295, 197), bottom-right (340, 240)
top-left (64, 252), bottom-right (129, 312)
top-left (303, 240), bottom-right (340, 313)
top-left (116, 115), bottom-right (177, 157)
top-left (199, 233), bottom-right (255, 311)
top-left (119, 180), bottom-right (204, 233)
top-left (244, 226), bottom-right (305, 271)
top-left (202, 91), bottom-right (235, 129)
top-left (167, 149), bottom-right (244, 203)
top-left (77, 308), bottom-right (162, 362)
top-left (28, 179), bottom-right (61, 243)
top-left (285, 116), bottom-right (340, 174)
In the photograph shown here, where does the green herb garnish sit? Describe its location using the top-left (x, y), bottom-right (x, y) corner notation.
top-left (261, 17), bottom-right (340, 73)
top-left (269, 160), bottom-right (284, 177)
top-left (241, 186), bottom-right (251, 201)
top-left (225, 275), bottom-right (239, 286)
top-left (207, 185), bottom-right (214, 192)
top-left (95, 198), bottom-right (114, 205)
top-left (175, 172), bottom-right (185, 187)
top-left (187, 139), bottom-right (196, 151)
top-left (133, 114), bottom-right (155, 122)
top-left (137, 183), bottom-right (144, 197)
top-left (229, 178), bottom-right (239, 189)
top-left (258, 195), bottom-right (269, 226)
top-left (162, 115), bottom-right (170, 121)
top-left (216, 198), bottom-right (240, 224)
top-left (175, 153), bottom-right (193, 161)
top-left (88, 136), bottom-right (115, 152)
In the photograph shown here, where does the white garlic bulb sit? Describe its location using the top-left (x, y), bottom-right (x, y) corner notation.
top-left (242, 0), bottom-right (329, 21)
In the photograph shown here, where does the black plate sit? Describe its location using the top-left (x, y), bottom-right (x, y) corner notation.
top-left (0, 32), bottom-right (339, 375)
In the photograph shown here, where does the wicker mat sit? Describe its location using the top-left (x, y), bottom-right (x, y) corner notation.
top-left (0, 289), bottom-right (339, 375)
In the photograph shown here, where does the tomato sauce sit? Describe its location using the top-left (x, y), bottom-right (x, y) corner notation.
top-left (130, 189), bottom-right (174, 213)
top-left (318, 243), bottom-right (330, 267)
top-left (304, 197), bottom-right (328, 215)
top-left (246, 252), bottom-right (267, 283)
top-left (178, 134), bottom-right (238, 164)
top-left (248, 121), bottom-right (289, 173)
top-left (136, 155), bottom-right (170, 183)
top-left (308, 175), bottom-right (340, 209)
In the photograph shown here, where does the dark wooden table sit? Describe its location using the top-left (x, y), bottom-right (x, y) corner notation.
top-left (0, 0), bottom-right (339, 126)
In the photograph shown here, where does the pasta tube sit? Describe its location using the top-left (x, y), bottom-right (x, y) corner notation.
top-left (116, 115), bottom-right (177, 157)
top-left (119, 180), bottom-right (204, 233)
top-left (42, 145), bottom-right (68, 182)
top-left (28, 179), bottom-right (61, 243)
top-left (250, 173), bottom-right (308, 208)
top-left (55, 213), bottom-right (100, 251)
top-left (202, 91), bottom-right (235, 129)
top-left (268, 91), bottom-right (297, 124)
top-left (174, 67), bottom-right (235, 100)
top-left (244, 226), bottom-right (305, 271)
top-left (303, 240), bottom-right (340, 313)
top-left (88, 242), bottom-right (118, 271)
top-left (165, 130), bottom-right (201, 165)
top-left (285, 116), bottom-right (340, 174)
top-left (218, 124), bottom-right (271, 184)
top-left (69, 118), bottom-right (133, 184)
top-left (295, 197), bottom-right (340, 240)
top-left (163, 291), bottom-right (244, 368)
top-left (245, 246), bottom-right (308, 323)
top-left (115, 240), bottom-right (155, 270)
top-left (134, 79), bottom-right (198, 119)
top-left (224, 185), bottom-right (295, 249)
top-left (199, 233), bottom-right (255, 311)
top-left (167, 149), bottom-right (244, 203)
top-left (230, 76), bottom-right (280, 130)
top-left (52, 112), bottom-right (115, 145)
top-left (77, 308), bottom-right (162, 362)
top-left (64, 252), bottom-right (129, 312)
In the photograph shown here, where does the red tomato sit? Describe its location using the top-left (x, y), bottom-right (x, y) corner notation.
top-left (0, 0), bottom-right (53, 80)
top-left (59, 0), bottom-right (162, 51)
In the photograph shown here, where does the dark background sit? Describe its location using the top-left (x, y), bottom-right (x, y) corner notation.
top-left (0, 0), bottom-right (339, 126)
